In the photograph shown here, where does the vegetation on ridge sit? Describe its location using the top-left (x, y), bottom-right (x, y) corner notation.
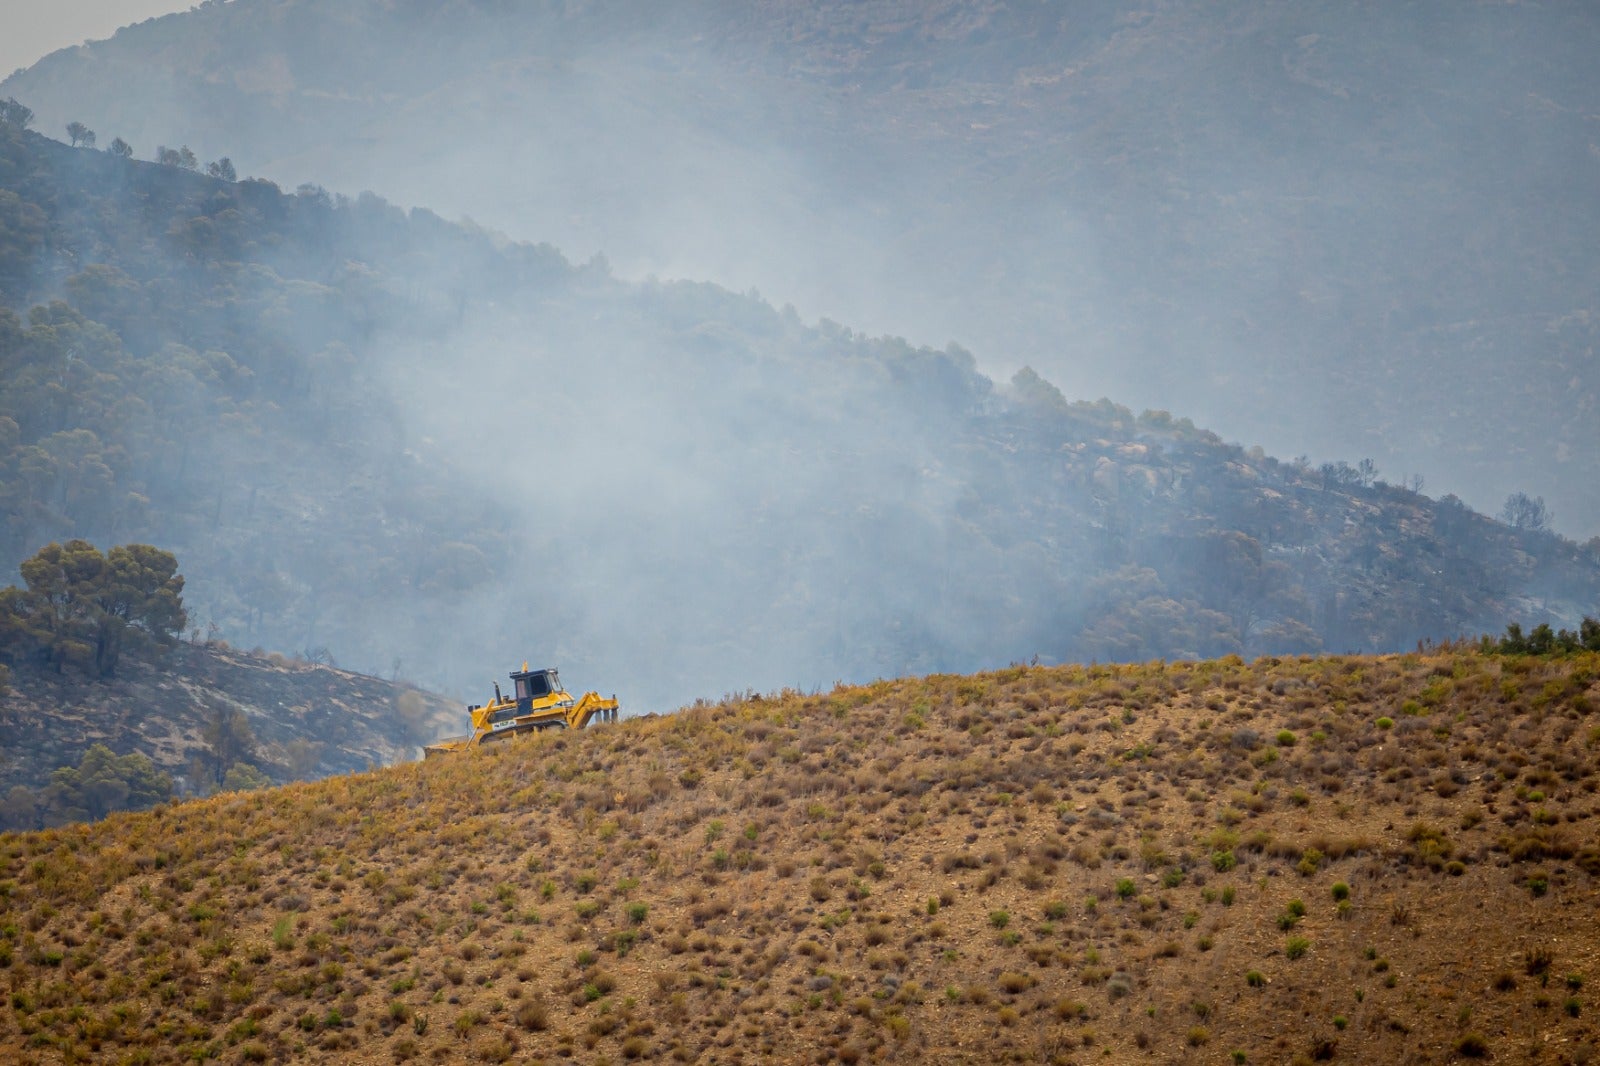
top-left (0, 650), bottom-right (1595, 1062)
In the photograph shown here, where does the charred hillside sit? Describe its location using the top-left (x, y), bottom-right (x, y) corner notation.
top-left (0, 641), bottom-right (457, 829)
top-left (1, 650), bottom-right (1597, 1063)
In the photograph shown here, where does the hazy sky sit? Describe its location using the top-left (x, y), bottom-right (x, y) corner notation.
top-left (1, 0), bottom-right (192, 79)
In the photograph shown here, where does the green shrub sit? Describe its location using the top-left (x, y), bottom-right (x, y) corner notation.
top-left (1331, 882), bottom-right (1350, 901)
top-left (1286, 937), bottom-right (1310, 960)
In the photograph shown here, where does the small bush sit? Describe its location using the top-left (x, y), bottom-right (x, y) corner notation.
top-left (998, 972), bottom-right (1031, 994)
top-left (514, 997), bottom-right (548, 1031)
top-left (1286, 937), bottom-right (1310, 960)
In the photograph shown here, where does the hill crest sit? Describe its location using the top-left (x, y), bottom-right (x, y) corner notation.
top-left (2, 649), bottom-right (1597, 1062)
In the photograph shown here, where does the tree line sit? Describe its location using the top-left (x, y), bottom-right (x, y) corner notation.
top-left (1488, 617), bottom-right (1600, 656)
top-left (3, 96), bottom-right (235, 181)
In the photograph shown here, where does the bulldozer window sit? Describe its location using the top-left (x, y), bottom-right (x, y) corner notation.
top-left (515, 672), bottom-right (555, 700)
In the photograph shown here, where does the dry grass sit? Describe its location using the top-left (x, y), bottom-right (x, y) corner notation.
top-left (0, 649), bottom-right (1597, 1063)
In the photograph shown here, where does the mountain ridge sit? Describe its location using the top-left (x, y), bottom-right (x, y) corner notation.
top-left (6, 0), bottom-right (1598, 532)
top-left (1, 119), bottom-right (1598, 709)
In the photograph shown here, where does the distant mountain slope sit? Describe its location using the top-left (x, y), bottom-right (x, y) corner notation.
top-left (1, 121), bottom-right (1597, 711)
top-left (1, 650), bottom-right (1596, 1061)
top-left (5, 0), bottom-right (1599, 532)
top-left (0, 640), bottom-right (457, 825)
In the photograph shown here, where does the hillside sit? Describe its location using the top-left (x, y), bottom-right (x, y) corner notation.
top-left (0, 641), bottom-right (458, 828)
top-left (5, 0), bottom-right (1599, 533)
top-left (1, 119), bottom-right (1598, 710)
top-left (1, 649), bottom-right (1596, 1063)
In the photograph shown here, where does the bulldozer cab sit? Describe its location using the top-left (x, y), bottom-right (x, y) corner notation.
top-left (512, 668), bottom-right (560, 711)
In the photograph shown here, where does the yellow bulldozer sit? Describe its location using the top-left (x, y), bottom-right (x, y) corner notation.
top-left (424, 664), bottom-right (619, 758)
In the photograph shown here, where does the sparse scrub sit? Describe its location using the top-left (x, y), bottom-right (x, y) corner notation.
top-left (0, 650), bottom-right (1589, 1061)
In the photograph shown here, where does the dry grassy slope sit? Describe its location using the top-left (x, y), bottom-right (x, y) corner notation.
top-left (0, 645), bottom-right (459, 794)
top-left (2, 651), bottom-right (1599, 1065)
